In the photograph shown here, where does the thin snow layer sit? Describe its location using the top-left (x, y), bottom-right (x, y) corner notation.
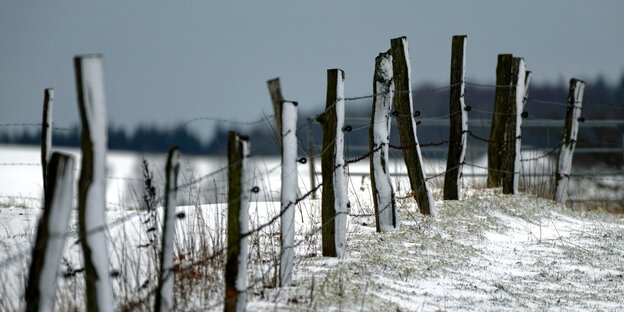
top-left (372, 52), bottom-right (396, 231)
top-left (250, 194), bottom-right (624, 311)
top-left (78, 55), bottom-right (113, 312)
top-left (333, 70), bottom-right (347, 257)
top-left (280, 102), bottom-right (298, 285)
top-left (38, 154), bottom-right (75, 312)
top-left (510, 59), bottom-right (526, 193)
top-left (159, 149), bottom-right (180, 311)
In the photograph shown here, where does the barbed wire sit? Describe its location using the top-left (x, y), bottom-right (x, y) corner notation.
top-left (468, 108), bottom-right (517, 116)
top-left (0, 122), bottom-right (74, 132)
top-left (464, 81), bottom-right (516, 88)
top-left (465, 130), bottom-right (519, 144)
top-left (526, 98), bottom-right (583, 109)
top-left (2, 78), bottom-right (623, 282)
top-left (520, 145), bottom-right (562, 162)
top-left (156, 138), bottom-right (391, 286)
top-left (0, 194), bottom-right (41, 201)
top-left (0, 162), bottom-right (41, 166)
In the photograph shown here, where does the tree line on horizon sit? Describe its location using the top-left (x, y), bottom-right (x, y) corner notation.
top-left (2, 76), bottom-right (623, 162)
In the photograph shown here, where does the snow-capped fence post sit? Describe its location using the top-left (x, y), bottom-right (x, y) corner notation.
top-left (523, 71), bottom-right (533, 109)
top-left (26, 152), bottom-right (75, 312)
top-left (316, 68), bottom-right (347, 257)
top-left (155, 147), bottom-right (180, 312)
top-left (74, 54), bottom-right (114, 312)
top-left (369, 50), bottom-right (397, 232)
top-left (267, 77), bottom-right (284, 143)
top-left (307, 118), bottom-right (318, 199)
top-left (279, 101), bottom-right (298, 286)
top-left (224, 131), bottom-right (250, 312)
top-left (390, 36), bottom-right (436, 216)
top-left (555, 79), bottom-right (585, 204)
top-left (487, 54), bottom-right (513, 188)
top-left (501, 57), bottom-right (526, 194)
top-left (443, 35), bottom-right (468, 200)
top-left (41, 88), bottom-right (53, 199)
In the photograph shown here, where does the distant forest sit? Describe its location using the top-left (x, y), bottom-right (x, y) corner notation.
top-left (2, 75), bottom-right (624, 162)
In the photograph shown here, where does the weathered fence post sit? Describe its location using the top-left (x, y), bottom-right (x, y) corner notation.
top-left (267, 78), bottom-right (284, 140)
top-left (224, 131), bottom-right (250, 312)
top-left (26, 152), bottom-right (75, 312)
top-left (487, 54), bottom-right (513, 188)
top-left (316, 69), bottom-right (347, 257)
top-left (279, 101), bottom-right (298, 286)
top-left (156, 147), bottom-right (180, 312)
top-left (555, 79), bottom-right (585, 204)
top-left (369, 50), bottom-right (397, 232)
top-left (41, 88), bottom-right (53, 198)
top-left (390, 36), bottom-right (436, 216)
top-left (502, 57), bottom-right (526, 194)
top-left (307, 118), bottom-right (317, 199)
top-left (74, 54), bottom-right (113, 312)
top-left (443, 35), bottom-right (468, 200)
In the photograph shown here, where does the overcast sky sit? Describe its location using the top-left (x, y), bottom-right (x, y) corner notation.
top-left (1, 1), bottom-right (623, 135)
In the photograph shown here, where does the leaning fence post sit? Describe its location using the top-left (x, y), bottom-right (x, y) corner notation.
top-left (74, 54), bottom-right (114, 312)
top-left (502, 57), bottom-right (526, 194)
top-left (41, 88), bottom-right (53, 198)
top-left (443, 35), bottom-right (468, 200)
top-left (369, 50), bottom-right (397, 232)
top-left (279, 101), bottom-right (298, 286)
top-left (316, 69), bottom-right (347, 257)
top-left (26, 152), bottom-right (75, 312)
top-left (267, 78), bottom-right (284, 141)
top-left (487, 54), bottom-right (513, 188)
top-left (555, 79), bottom-right (585, 204)
top-left (390, 36), bottom-right (436, 216)
top-left (224, 131), bottom-right (250, 312)
top-left (156, 147), bottom-right (181, 312)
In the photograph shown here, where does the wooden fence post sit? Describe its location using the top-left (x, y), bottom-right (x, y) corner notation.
top-left (267, 78), bottom-right (284, 141)
top-left (555, 79), bottom-right (585, 204)
top-left (279, 101), bottom-right (298, 286)
top-left (487, 54), bottom-right (513, 188)
top-left (390, 36), bottom-right (436, 216)
top-left (307, 118), bottom-right (317, 199)
top-left (26, 152), bottom-right (75, 312)
top-left (41, 88), bottom-right (53, 198)
top-left (443, 35), bottom-right (468, 200)
top-left (502, 57), bottom-right (527, 194)
top-left (224, 131), bottom-right (250, 312)
top-left (369, 50), bottom-right (397, 232)
top-left (74, 54), bottom-right (114, 312)
top-left (316, 69), bottom-right (347, 257)
top-left (156, 147), bottom-right (181, 312)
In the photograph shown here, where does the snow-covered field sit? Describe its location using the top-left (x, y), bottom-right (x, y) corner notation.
top-left (1, 144), bottom-right (623, 311)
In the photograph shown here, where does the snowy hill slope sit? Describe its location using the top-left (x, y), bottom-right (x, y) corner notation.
top-left (250, 193), bottom-right (624, 311)
top-left (1, 191), bottom-right (623, 311)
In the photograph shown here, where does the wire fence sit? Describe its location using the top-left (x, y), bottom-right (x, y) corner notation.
top-left (1, 78), bottom-right (623, 310)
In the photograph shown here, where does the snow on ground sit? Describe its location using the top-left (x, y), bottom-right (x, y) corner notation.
top-left (251, 193), bottom-right (624, 311)
top-left (1, 144), bottom-right (624, 311)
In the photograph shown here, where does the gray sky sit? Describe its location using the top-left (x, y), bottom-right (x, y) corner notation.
top-left (1, 1), bottom-right (623, 136)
